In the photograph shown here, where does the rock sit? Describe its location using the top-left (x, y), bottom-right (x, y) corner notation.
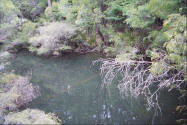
top-left (16, 0), bottom-right (47, 20)
top-left (4, 109), bottom-right (61, 124)
top-left (7, 41), bottom-right (27, 53)
top-left (30, 7), bottom-right (45, 19)
top-left (0, 74), bottom-right (39, 110)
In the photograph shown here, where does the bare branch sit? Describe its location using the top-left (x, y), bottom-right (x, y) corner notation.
top-left (94, 58), bottom-right (185, 111)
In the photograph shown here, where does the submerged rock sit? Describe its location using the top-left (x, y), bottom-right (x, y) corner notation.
top-left (4, 109), bottom-right (61, 124)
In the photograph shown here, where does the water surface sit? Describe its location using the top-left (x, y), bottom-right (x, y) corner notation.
top-left (9, 51), bottom-right (179, 124)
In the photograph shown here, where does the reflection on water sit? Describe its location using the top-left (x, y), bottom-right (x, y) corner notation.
top-left (9, 51), bottom-right (178, 124)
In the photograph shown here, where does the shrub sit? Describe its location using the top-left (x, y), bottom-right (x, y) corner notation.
top-left (10, 21), bottom-right (38, 43)
top-left (0, 0), bottom-right (20, 24)
top-left (148, 0), bottom-right (179, 19)
top-left (44, 7), bottom-right (53, 21)
top-left (29, 22), bottom-right (79, 55)
top-left (0, 74), bottom-right (39, 111)
top-left (125, 4), bottom-right (155, 28)
top-left (147, 14), bottom-right (187, 80)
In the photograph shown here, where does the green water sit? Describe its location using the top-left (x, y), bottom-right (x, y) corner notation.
top-left (9, 51), bottom-right (179, 124)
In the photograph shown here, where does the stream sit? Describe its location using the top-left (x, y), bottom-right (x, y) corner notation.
top-left (8, 51), bottom-right (179, 124)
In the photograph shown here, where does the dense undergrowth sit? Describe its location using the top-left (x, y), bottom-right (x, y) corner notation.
top-left (0, 0), bottom-right (186, 124)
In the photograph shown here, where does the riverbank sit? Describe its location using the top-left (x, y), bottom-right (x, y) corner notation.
top-left (1, 22), bottom-right (103, 56)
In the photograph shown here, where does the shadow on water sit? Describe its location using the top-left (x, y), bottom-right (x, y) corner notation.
top-left (8, 51), bottom-right (179, 124)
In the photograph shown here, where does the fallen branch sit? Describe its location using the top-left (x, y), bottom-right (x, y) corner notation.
top-left (94, 58), bottom-right (185, 112)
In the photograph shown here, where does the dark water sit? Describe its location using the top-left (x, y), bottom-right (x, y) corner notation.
top-left (9, 51), bottom-right (179, 124)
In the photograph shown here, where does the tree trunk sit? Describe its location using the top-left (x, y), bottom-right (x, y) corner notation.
top-left (95, 0), bottom-right (105, 45)
top-left (98, 0), bottom-right (106, 26)
top-left (48, 0), bottom-right (52, 7)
